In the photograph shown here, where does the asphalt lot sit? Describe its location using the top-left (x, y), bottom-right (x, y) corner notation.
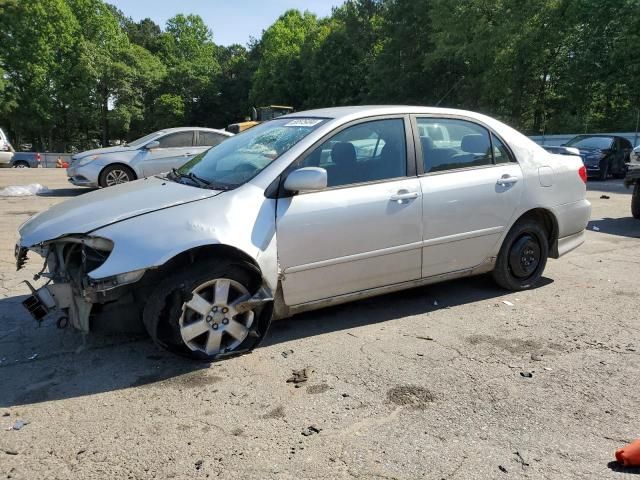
top-left (0, 169), bottom-right (639, 479)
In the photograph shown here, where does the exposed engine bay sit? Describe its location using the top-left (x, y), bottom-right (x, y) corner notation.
top-left (17, 235), bottom-right (146, 332)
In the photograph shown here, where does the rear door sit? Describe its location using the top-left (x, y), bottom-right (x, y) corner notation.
top-left (413, 116), bottom-right (523, 277)
top-left (140, 131), bottom-right (196, 176)
top-left (193, 131), bottom-right (228, 156)
top-left (276, 116), bottom-right (423, 306)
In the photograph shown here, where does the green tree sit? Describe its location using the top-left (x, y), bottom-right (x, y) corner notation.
top-left (250, 9), bottom-right (320, 107)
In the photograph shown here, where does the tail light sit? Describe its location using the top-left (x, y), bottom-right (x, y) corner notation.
top-left (578, 165), bottom-right (587, 184)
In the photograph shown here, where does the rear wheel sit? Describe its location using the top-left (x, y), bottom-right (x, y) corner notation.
top-left (492, 220), bottom-right (549, 291)
top-left (597, 159), bottom-right (609, 181)
top-left (632, 183), bottom-right (640, 219)
top-left (99, 164), bottom-right (135, 187)
top-left (142, 260), bottom-right (271, 361)
top-left (12, 161), bottom-right (29, 168)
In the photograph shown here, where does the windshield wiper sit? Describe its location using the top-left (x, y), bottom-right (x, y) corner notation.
top-left (168, 168), bottom-right (233, 190)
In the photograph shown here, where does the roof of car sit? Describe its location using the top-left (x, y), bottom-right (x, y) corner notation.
top-left (283, 105), bottom-right (488, 120)
top-left (158, 127), bottom-right (232, 136)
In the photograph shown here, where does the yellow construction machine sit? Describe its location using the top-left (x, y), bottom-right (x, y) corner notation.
top-left (226, 105), bottom-right (294, 134)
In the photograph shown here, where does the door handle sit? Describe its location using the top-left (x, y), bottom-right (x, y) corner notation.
top-left (497, 174), bottom-right (518, 186)
top-left (390, 190), bottom-right (419, 202)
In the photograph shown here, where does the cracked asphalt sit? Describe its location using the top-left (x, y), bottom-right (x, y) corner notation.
top-left (0, 169), bottom-right (639, 479)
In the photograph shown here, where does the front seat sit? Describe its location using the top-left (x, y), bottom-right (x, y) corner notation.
top-left (329, 142), bottom-right (358, 186)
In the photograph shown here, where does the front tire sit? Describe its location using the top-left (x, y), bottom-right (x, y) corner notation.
top-left (142, 260), bottom-right (271, 361)
top-left (99, 164), bottom-right (135, 187)
top-left (632, 183), bottom-right (640, 219)
top-left (492, 219), bottom-right (549, 291)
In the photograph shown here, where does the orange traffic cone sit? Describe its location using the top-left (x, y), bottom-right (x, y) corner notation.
top-left (615, 439), bottom-right (640, 467)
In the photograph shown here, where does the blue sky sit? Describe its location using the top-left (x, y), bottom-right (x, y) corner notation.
top-left (107, 0), bottom-right (345, 46)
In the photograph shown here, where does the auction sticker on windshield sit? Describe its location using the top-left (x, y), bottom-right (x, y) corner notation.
top-left (284, 119), bottom-right (324, 127)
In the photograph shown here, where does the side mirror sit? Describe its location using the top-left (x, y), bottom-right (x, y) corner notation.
top-left (284, 167), bottom-right (327, 193)
top-left (145, 140), bottom-right (160, 150)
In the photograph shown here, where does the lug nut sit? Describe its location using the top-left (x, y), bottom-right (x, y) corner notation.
top-left (222, 318), bottom-right (229, 325)
top-left (222, 307), bottom-right (229, 314)
top-left (212, 306), bottom-right (218, 312)
top-left (212, 323), bottom-right (219, 330)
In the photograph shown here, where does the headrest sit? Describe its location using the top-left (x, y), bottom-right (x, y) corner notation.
top-left (421, 136), bottom-right (435, 151)
top-left (460, 134), bottom-right (490, 154)
top-left (331, 142), bottom-right (357, 165)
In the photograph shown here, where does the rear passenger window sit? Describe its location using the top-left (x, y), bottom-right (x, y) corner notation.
top-left (157, 131), bottom-right (194, 148)
top-left (417, 118), bottom-right (493, 173)
top-left (491, 133), bottom-right (514, 163)
top-left (197, 132), bottom-right (226, 147)
top-left (302, 119), bottom-right (407, 188)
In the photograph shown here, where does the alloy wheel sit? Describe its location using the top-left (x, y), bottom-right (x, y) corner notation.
top-left (179, 278), bottom-right (254, 356)
top-left (105, 169), bottom-right (131, 186)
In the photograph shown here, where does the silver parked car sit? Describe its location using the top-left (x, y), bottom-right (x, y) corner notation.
top-left (16, 106), bottom-right (591, 360)
top-left (67, 127), bottom-right (233, 187)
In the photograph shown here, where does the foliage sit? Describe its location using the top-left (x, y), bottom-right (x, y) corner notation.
top-left (0, 0), bottom-right (638, 152)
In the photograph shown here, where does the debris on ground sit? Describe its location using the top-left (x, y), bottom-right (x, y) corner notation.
top-left (600, 195), bottom-right (610, 199)
top-left (530, 352), bottom-right (544, 361)
top-left (287, 368), bottom-right (313, 387)
top-left (281, 349), bottom-right (294, 358)
top-left (6, 419), bottom-right (29, 431)
top-left (514, 451), bottom-right (530, 468)
top-left (301, 425), bottom-right (322, 436)
top-left (502, 300), bottom-right (515, 307)
top-left (592, 226), bottom-right (600, 231)
top-left (27, 353), bottom-right (38, 361)
top-left (2, 412), bottom-right (9, 417)
top-left (520, 371), bottom-right (534, 378)
top-left (615, 438), bottom-right (640, 467)
top-left (498, 465), bottom-right (508, 473)
top-left (195, 459), bottom-right (203, 470)
top-left (0, 184), bottom-right (50, 197)
top-left (2, 448), bottom-right (18, 455)
top-left (341, 393), bottom-right (350, 398)
top-left (433, 300), bottom-right (439, 306)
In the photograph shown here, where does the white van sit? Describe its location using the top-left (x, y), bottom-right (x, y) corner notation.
top-left (0, 128), bottom-right (14, 166)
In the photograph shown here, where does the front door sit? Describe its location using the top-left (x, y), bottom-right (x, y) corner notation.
top-left (141, 130), bottom-right (196, 176)
top-left (414, 116), bottom-right (523, 277)
top-left (276, 117), bottom-right (423, 306)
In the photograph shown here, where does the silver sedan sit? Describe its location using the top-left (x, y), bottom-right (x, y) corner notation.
top-left (67, 127), bottom-right (233, 188)
top-left (16, 106), bottom-right (591, 360)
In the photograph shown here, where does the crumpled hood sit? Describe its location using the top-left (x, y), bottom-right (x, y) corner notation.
top-left (19, 176), bottom-right (221, 246)
top-left (72, 145), bottom-right (137, 161)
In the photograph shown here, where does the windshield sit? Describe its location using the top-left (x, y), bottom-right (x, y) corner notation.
top-left (566, 136), bottom-right (613, 150)
top-left (176, 118), bottom-right (327, 188)
top-left (127, 131), bottom-right (163, 148)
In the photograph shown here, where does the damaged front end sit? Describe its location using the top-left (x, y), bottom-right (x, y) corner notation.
top-left (17, 235), bottom-right (145, 332)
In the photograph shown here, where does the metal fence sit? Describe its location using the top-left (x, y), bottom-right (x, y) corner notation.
top-left (14, 131), bottom-right (640, 168)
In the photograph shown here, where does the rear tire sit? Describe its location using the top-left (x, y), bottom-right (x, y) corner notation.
top-left (142, 259), bottom-right (271, 361)
top-left (99, 164), bottom-right (135, 187)
top-left (632, 183), bottom-right (640, 220)
top-left (597, 160), bottom-right (609, 181)
top-left (12, 161), bottom-right (29, 168)
top-left (492, 219), bottom-right (549, 291)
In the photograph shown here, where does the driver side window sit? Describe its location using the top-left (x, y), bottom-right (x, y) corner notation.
top-left (302, 118), bottom-right (407, 188)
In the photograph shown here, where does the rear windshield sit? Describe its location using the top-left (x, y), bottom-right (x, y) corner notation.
top-left (566, 136), bottom-right (613, 150)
